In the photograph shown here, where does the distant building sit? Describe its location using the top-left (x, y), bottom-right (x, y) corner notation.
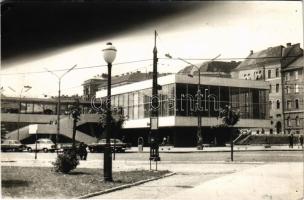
top-left (282, 56), bottom-right (304, 135)
top-left (231, 43), bottom-right (303, 134)
top-left (83, 71), bottom-right (171, 100)
top-left (178, 61), bottom-right (240, 78)
top-left (82, 75), bottom-right (107, 100)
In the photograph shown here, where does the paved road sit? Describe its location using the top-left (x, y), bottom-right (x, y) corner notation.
top-left (2, 151), bottom-right (303, 200)
top-left (1, 150), bottom-right (303, 163)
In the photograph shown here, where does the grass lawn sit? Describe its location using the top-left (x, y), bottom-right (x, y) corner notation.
top-left (2, 166), bottom-right (169, 199)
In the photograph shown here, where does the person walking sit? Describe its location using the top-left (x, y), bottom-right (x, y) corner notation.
top-left (299, 134), bottom-right (303, 148)
top-left (289, 134), bottom-right (294, 149)
top-left (289, 134), bottom-right (292, 148)
top-left (78, 142), bottom-right (88, 160)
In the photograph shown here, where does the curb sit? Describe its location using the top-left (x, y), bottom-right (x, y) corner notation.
top-left (77, 172), bottom-right (176, 199)
top-left (128, 149), bottom-right (304, 153)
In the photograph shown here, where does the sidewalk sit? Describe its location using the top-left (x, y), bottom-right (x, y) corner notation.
top-left (129, 145), bottom-right (304, 153)
top-left (167, 162), bottom-right (303, 200)
top-left (90, 162), bottom-right (303, 200)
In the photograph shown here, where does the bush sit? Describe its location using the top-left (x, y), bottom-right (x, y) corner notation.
top-left (52, 151), bottom-right (79, 174)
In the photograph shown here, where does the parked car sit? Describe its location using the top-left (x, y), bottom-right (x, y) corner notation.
top-left (88, 139), bottom-right (129, 153)
top-left (57, 142), bottom-right (88, 160)
top-left (1, 140), bottom-right (26, 152)
top-left (26, 139), bottom-right (56, 153)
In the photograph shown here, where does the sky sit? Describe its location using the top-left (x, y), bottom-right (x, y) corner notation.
top-left (1, 1), bottom-right (303, 98)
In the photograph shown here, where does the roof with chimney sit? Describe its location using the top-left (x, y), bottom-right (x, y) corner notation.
top-left (282, 55), bottom-right (304, 71)
top-left (233, 43), bottom-right (303, 71)
top-left (178, 61), bottom-right (240, 75)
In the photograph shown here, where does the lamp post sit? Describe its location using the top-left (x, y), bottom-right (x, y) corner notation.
top-left (165, 54), bottom-right (221, 149)
top-left (8, 85), bottom-right (32, 141)
top-left (165, 54), bottom-right (204, 149)
top-left (102, 42), bottom-right (117, 181)
top-left (45, 64), bottom-right (77, 147)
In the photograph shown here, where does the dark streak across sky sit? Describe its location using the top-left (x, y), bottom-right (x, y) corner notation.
top-left (1, 1), bottom-right (200, 64)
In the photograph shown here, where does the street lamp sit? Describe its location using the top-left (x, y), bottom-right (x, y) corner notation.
top-left (165, 53), bottom-right (220, 149)
top-left (165, 53), bottom-right (204, 149)
top-left (45, 64), bottom-right (77, 147)
top-left (165, 53), bottom-right (203, 150)
top-left (8, 85), bottom-right (32, 141)
top-left (102, 42), bottom-right (117, 181)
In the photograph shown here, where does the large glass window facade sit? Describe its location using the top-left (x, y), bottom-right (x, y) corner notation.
top-left (110, 83), bottom-right (267, 120)
top-left (175, 84), bottom-right (267, 119)
top-left (110, 84), bottom-right (175, 119)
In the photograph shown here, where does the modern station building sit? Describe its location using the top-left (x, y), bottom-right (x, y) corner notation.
top-left (96, 74), bottom-right (270, 146)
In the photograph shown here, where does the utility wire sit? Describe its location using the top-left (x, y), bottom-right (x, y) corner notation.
top-left (2, 55), bottom-right (303, 76)
top-left (0, 59), bottom-right (153, 76)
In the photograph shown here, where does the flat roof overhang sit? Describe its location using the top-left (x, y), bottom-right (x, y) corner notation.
top-left (122, 116), bottom-right (270, 129)
top-left (96, 74), bottom-right (269, 98)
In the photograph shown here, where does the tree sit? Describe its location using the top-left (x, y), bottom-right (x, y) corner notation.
top-left (52, 100), bottom-right (80, 174)
top-left (71, 106), bottom-right (81, 149)
top-left (219, 105), bottom-right (240, 161)
top-left (98, 106), bottom-right (125, 140)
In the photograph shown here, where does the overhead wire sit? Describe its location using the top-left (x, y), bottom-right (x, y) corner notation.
top-left (0, 59), bottom-right (154, 76)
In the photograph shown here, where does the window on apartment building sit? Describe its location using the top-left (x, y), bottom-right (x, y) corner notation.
top-left (295, 71), bottom-right (299, 80)
top-left (276, 84), bottom-right (279, 93)
top-left (296, 116), bottom-right (300, 126)
top-left (295, 99), bottom-right (299, 109)
top-left (276, 100), bottom-right (280, 109)
top-left (269, 84), bottom-right (272, 93)
top-left (286, 86), bottom-right (290, 94)
top-left (268, 70), bottom-right (271, 78)
top-left (276, 68), bottom-right (279, 77)
top-left (287, 117), bottom-right (291, 126)
top-left (269, 101), bottom-right (272, 109)
top-left (295, 84), bottom-right (299, 93)
top-left (286, 72), bottom-right (290, 81)
top-left (287, 100), bottom-right (292, 110)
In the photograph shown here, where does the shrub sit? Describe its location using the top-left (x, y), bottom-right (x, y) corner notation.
top-left (52, 151), bottom-right (79, 174)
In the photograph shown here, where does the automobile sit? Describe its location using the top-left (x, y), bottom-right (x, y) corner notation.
top-left (1, 140), bottom-right (26, 152)
top-left (26, 138), bottom-right (56, 153)
top-left (56, 143), bottom-right (85, 152)
top-left (88, 139), bottom-right (129, 153)
top-left (56, 143), bottom-right (88, 160)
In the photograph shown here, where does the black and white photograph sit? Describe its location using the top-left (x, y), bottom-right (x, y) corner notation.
top-left (1, 0), bottom-right (304, 199)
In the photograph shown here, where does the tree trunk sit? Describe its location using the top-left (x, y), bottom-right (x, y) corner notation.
top-left (72, 119), bottom-right (77, 150)
top-left (230, 128), bottom-right (234, 162)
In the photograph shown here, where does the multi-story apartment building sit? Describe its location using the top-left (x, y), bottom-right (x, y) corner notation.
top-left (231, 43), bottom-right (302, 134)
top-left (282, 56), bottom-right (304, 135)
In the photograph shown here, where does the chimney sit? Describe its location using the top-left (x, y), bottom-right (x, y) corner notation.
top-left (286, 43), bottom-right (291, 47)
top-left (250, 50), bottom-right (253, 55)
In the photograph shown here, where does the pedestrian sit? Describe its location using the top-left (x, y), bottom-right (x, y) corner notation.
top-left (78, 142), bottom-right (88, 160)
top-left (289, 134), bottom-right (294, 149)
top-left (299, 134), bottom-right (303, 148)
top-left (121, 136), bottom-right (126, 143)
top-left (162, 137), bottom-right (167, 146)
